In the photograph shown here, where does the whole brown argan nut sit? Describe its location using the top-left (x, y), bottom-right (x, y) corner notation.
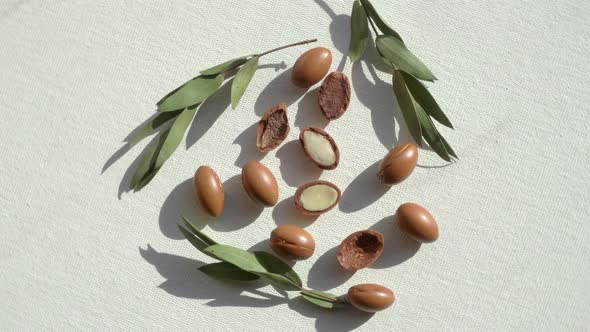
top-left (257, 103), bottom-right (290, 152)
top-left (299, 127), bottom-right (339, 170)
top-left (377, 143), bottom-right (419, 185)
top-left (294, 180), bottom-right (341, 215)
top-left (348, 284), bottom-right (395, 312)
top-left (319, 72), bottom-right (351, 120)
top-left (396, 203), bottom-right (439, 243)
top-left (270, 225), bottom-right (315, 260)
top-left (193, 166), bottom-right (224, 217)
top-left (291, 47), bottom-right (332, 88)
top-left (241, 160), bottom-right (279, 207)
top-left (337, 230), bottom-right (384, 270)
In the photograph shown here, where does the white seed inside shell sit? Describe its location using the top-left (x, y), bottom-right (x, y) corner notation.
top-left (299, 184), bottom-right (339, 211)
top-left (302, 131), bottom-right (336, 167)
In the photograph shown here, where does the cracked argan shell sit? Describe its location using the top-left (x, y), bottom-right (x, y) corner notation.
top-left (318, 72), bottom-right (351, 120)
top-left (299, 127), bottom-right (339, 170)
top-left (256, 103), bottom-right (290, 152)
top-left (337, 230), bottom-right (384, 270)
top-left (377, 143), bottom-right (419, 185)
top-left (294, 180), bottom-right (341, 215)
top-left (270, 225), bottom-right (315, 260)
top-left (348, 284), bottom-right (395, 312)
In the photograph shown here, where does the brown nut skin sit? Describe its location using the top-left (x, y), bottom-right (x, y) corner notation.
top-left (193, 166), bottom-right (224, 217)
top-left (256, 103), bottom-right (290, 152)
top-left (299, 127), bottom-right (340, 170)
top-left (270, 225), bottom-right (315, 260)
top-left (291, 47), bottom-right (332, 88)
top-left (396, 203), bottom-right (439, 243)
top-left (294, 180), bottom-right (341, 215)
top-left (319, 72), bottom-right (351, 120)
top-left (337, 230), bottom-right (384, 270)
top-left (348, 284), bottom-right (395, 313)
top-left (377, 143), bottom-right (419, 185)
top-left (241, 160), bottom-right (279, 207)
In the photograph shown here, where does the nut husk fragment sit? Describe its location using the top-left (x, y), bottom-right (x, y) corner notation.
top-left (294, 180), bottom-right (341, 215)
top-left (256, 103), bottom-right (290, 152)
top-left (337, 230), bottom-right (384, 270)
top-left (318, 72), bottom-right (351, 120)
top-left (299, 127), bottom-right (340, 170)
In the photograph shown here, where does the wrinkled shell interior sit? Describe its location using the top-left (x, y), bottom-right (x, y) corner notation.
top-left (337, 231), bottom-right (384, 270)
top-left (257, 106), bottom-right (289, 152)
top-left (302, 130), bottom-right (336, 166)
top-left (299, 184), bottom-right (339, 211)
top-left (319, 72), bottom-right (351, 119)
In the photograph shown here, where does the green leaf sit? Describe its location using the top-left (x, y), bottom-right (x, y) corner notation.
top-left (157, 75), bottom-right (224, 112)
top-left (134, 167), bottom-right (161, 191)
top-left (231, 56), bottom-right (259, 109)
top-left (182, 216), bottom-right (217, 246)
top-left (441, 135), bottom-right (458, 159)
top-left (204, 244), bottom-right (267, 273)
top-left (393, 69), bottom-right (422, 144)
top-left (400, 71), bottom-right (453, 129)
top-left (178, 225), bottom-right (214, 256)
top-left (415, 103), bottom-right (452, 162)
top-left (130, 128), bottom-right (170, 190)
top-left (153, 106), bottom-right (198, 169)
top-left (253, 251), bottom-right (302, 287)
top-left (130, 110), bottom-right (182, 148)
top-left (199, 262), bottom-right (260, 281)
top-left (255, 272), bottom-right (301, 291)
top-left (349, 0), bottom-right (369, 63)
top-left (301, 294), bottom-right (338, 309)
top-left (301, 289), bottom-right (339, 302)
top-left (377, 36), bottom-right (436, 82)
top-left (201, 56), bottom-right (252, 76)
top-left (300, 290), bottom-right (342, 309)
top-left (360, 0), bottom-right (404, 42)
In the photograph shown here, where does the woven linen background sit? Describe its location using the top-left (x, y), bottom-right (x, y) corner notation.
top-left (1, 0), bottom-right (588, 331)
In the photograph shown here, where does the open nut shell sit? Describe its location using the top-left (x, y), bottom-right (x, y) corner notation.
top-left (337, 230), bottom-right (384, 270)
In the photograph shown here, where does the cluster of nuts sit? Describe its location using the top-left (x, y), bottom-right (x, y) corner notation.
top-left (191, 47), bottom-right (440, 312)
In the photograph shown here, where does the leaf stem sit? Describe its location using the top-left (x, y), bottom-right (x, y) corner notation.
top-left (256, 38), bottom-right (318, 57)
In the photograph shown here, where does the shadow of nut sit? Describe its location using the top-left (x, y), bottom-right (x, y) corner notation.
top-left (270, 225), bottom-right (315, 260)
top-left (294, 180), bottom-right (341, 215)
top-left (319, 72), bottom-right (351, 120)
top-left (337, 230), bottom-right (384, 270)
top-left (257, 103), bottom-right (290, 153)
top-left (299, 127), bottom-right (339, 170)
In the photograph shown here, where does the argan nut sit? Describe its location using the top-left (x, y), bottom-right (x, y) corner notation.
top-left (241, 160), bottom-right (279, 207)
top-left (270, 225), bottom-right (315, 260)
top-left (291, 47), bottom-right (332, 88)
top-left (193, 166), bottom-right (224, 217)
top-left (396, 203), bottom-right (439, 243)
top-left (319, 72), bottom-right (351, 120)
top-left (299, 127), bottom-right (339, 170)
top-left (294, 180), bottom-right (341, 215)
top-left (348, 284), bottom-right (395, 312)
top-left (257, 103), bottom-right (290, 152)
top-left (337, 230), bottom-right (384, 270)
top-left (377, 143), bottom-right (419, 185)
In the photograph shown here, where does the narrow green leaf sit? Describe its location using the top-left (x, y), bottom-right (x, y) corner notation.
top-left (153, 106), bottom-right (198, 169)
top-left (441, 135), bottom-right (458, 159)
top-left (400, 71), bottom-right (453, 129)
top-left (300, 293), bottom-right (340, 309)
top-left (415, 103), bottom-right (452, 162)
top-left (254, 251), bottom-right (302, 287)
top-left (231, 56), bottom-right (259, 109)
top-left (158, 75), bottom-right (223, 112)
top-left (201, 56), bottom-right (252, 76)
top-left (134, 167), bottom-right (161, 191)
top-left (199, 262), bottom-right (260, 281)
top-left (360, 0), bottom-right (404, 42)
top-left (130, 128), bottom-right (170, 190)
top-left (255, 272), bottom-right (301, 291)
top-left (301, 289), bottom-right (339, 302)
top-left (130, 111), bottom-right (182, 148)
top-left (349, 0), bottom-right (369, 63)
top-left (204, 244), bottom-right (266, 273)
top-left (377, 36), bottom-right (436, 82)
top-left (182, 216), bottom-right (217, 246)
top-left (393, 69), bottom-right (422, 144)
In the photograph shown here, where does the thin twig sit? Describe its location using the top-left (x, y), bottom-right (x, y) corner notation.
top-left (257, 39), bottom-right (318, 57)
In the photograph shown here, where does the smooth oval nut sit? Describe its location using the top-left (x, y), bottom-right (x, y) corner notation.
top-left (291, 47), bottom-right (332, 88)
top-left (337, 230), bottom-right (384, 270)
top-left (193, 166), bottom-right (224, 217)
top-left (257, 103), bottom-right (290, 152)
top-left (348, 284), bottom-right (395, 313)
top-left (241, 160), bottom-right (279, 207)
top-left (294, 180), bottom-right (341, 215)
top-left (319, 72), bottom-right (351, 120)
top-left (299, 127), bottom-right (339, 170)
top-left (377, 143), bottom-right (419, 185)
top-left (270, 224), bottom-right (315, 260)
top-left (396, 203), bottom-right (439, 243)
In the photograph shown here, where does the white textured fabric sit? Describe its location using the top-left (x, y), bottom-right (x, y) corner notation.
top-left (1, 0), bottom-right (589, 331)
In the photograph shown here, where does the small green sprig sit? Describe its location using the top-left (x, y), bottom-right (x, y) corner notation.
top-left (127, 39), bottom-right (317, 191)
top-left (349, 0), bottom-right (457, 162)
top-left (178, 216), bottom-right (343, 309)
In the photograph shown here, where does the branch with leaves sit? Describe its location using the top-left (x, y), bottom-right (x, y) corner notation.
top-left (127, 39), bottom-right (318, 191)
top-left (349, 0), bottom-right (457, 161)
